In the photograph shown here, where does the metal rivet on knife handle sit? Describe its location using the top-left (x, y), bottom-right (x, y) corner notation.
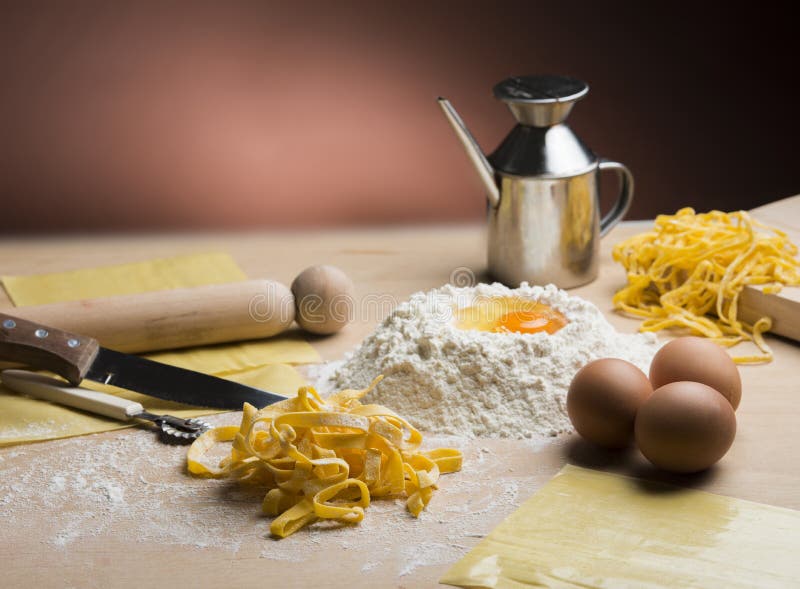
top-left (0, 312), bottom-right (100, 385)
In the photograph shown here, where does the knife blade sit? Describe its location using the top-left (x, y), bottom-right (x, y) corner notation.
top-left (0, 312), bottom-right (288, 409)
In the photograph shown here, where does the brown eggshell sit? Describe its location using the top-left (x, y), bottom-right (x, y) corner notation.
top-left (649, 336), bottom-right (742, 410)
top-left (291, 265), bottom-right (355, 335)
top-left (567, 358), bottom-right (653, 449)
top-left (635, 381), bottom-right (737, 473)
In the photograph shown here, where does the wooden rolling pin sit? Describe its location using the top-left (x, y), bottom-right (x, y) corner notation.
top-left (1, 280), bottom-right (295, 354)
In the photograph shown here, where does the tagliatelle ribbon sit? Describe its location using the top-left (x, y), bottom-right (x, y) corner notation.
top-left (186, 376), bottom-right (463, 538)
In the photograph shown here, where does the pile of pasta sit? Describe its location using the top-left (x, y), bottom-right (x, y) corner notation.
top-left (187, 376), bottom-right (462, 538)
top-left (613, 208), bottom-right (800, 363)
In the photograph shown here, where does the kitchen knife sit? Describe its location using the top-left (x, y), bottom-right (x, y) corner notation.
top-left (0, 312), bottom-right (288, 409)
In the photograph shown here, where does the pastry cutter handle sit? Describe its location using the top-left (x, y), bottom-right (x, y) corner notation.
top-left (0, 369), bottom-right (141, 421)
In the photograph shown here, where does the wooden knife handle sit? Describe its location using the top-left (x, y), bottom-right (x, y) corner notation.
top-left (0, 313), bottom-right (100, 384)
top-left (4, 279), bottom-right (296, 354)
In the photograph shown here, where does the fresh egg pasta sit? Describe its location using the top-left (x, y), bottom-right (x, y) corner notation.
top-left (613, 208), bottom-right (800, 363)
top-left (186, 376), bottom-right (462, 538)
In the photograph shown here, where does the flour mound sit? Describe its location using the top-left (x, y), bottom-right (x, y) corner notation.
top-left (333, 283), bottom-right (659, 439)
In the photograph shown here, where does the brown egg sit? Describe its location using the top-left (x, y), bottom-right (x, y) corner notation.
top-left (635, 381), bottom-right (736, 473)
top-left (567, 358), bottom-right (653, 449)
top-left (649, 337), bottom-right (742, 410)
top-left (291, 265), bottom-right (355, 335)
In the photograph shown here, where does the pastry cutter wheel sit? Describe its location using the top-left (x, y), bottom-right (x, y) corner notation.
top-left (1, 369), bottom-right (212, 442)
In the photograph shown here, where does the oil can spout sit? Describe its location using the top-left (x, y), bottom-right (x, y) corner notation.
top-left (438, 98), bottom-right (500, 208)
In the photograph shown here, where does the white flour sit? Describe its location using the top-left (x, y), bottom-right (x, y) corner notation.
top-left (0, 419), bottom-right (74, 441)
top-left (334, 283), bottom-right (659, 438)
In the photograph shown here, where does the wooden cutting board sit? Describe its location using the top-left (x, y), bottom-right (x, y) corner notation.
top-left (739, 195), bottom-right (800, 341)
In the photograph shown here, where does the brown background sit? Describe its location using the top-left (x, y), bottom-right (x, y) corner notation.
top-left (1, 1), bottom-right (798, 233)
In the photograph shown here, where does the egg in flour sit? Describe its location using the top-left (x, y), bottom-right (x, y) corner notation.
top-left (333, 283), bottom-right (659, 439)
top-left (454, 296), bottom-right (568, 335)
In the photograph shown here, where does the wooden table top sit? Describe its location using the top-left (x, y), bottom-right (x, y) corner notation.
top-left (1, 204), bottom-right (798, 589)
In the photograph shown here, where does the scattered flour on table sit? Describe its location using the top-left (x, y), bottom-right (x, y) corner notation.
top-left (0, 425), bottom-right (540, 578)
top-left (0, 413), bottom-right (257, 552)
top-left (333, 282), bottom-right (660, 438)
top-left (0, 419), bottom-right (74, 442)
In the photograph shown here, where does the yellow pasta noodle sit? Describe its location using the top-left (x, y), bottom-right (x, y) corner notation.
top-left (186, 376), bottom-right (463, 538)
top-left (613, 208), bottom-right (800, 363)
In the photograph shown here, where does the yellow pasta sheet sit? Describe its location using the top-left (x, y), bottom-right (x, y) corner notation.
top-left (2, 252), bottom-right (248, 305)
top-left (0, 253), bottom-right (320, 446)
top-left (442, 465), bottom-right (800, 589)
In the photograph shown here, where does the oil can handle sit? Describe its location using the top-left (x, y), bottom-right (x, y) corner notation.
top-left (598, 159), bottom-right (634, 237)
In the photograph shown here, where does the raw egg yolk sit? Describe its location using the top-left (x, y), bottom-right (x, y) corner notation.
top-left (495, 309), bottom-right (565, 335)
top-left (455, 297), bottom-right (568, 335)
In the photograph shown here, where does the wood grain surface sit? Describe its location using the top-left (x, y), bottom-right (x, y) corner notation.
top-left (1, 199), bottom-right (798, 589)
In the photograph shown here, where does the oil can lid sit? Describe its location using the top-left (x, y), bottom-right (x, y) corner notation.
top-left (493, 75), bottom-right (589, 127)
